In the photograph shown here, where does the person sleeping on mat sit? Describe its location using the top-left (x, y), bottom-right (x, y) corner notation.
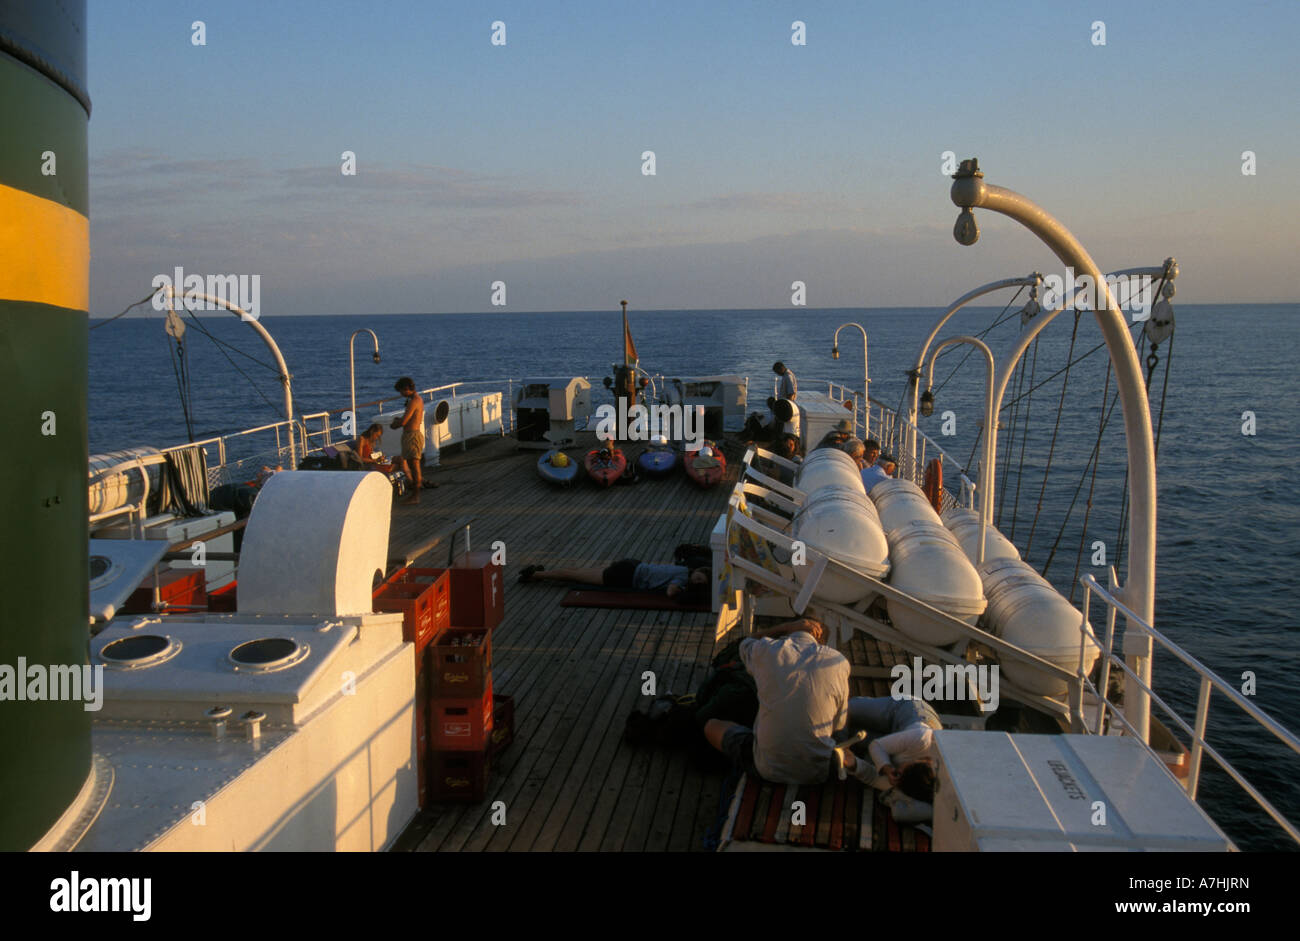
top-left (518, 558), bottom-right (710, 602)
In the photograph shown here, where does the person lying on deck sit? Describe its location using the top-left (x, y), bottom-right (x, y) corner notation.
top-left (833, 694), bottom-right (939, 822)
top-left (517, 558), bottom-right (710, 601)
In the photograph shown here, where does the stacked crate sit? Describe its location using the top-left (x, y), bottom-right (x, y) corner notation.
top-left (372, 567), bottom-right (451, 808)
top-left (425, 550), bottom-right (510, 801)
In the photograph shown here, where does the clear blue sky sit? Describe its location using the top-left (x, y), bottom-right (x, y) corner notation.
top-left (87, 0), bottom-right (1299, 315)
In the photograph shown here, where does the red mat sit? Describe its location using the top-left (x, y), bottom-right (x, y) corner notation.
top-left (559, 589), bottom-right (710, 612)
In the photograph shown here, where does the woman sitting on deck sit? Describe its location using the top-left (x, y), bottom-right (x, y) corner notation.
top-left (518, 558), bottom-right (710, 602)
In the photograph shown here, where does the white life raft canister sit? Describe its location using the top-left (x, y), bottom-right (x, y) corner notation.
top-left (868, 479), bottom-right (986, 646)
top-left (978, 556), bottom-right (1100, 697)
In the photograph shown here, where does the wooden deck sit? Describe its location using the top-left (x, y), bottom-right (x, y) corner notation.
top-left (390, 431), bottom-right (923, 852)
top-left (392, 432), bottom-right (735, 852)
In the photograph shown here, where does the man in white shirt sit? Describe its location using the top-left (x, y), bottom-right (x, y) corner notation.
top-left (773, 361), bottom-right (797, 400)
top-left (703, 618), bottom-right (849, 786)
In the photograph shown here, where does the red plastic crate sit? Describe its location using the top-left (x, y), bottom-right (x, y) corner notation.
top-left (207, 581), bottom-right (237, 612)
top-left (426, 551), bottom-right (504, 630)
top-left (430, 682), bottom-right (494, 751)
top-left (429, 748), bottom-right (490, 802)
top-left (122, 569), bottom-right (207, 614)
top-left (373, 568), bottom-right (450, 665)
top-left (489, 694), bottom-right (515, 761)
top-left (429, 628), bottom-right (493, 697)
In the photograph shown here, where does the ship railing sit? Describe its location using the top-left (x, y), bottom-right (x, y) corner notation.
top-left (1078, 571), bottom-right (1300, 846)
top-left (153, 419), bottom-right (300, 490)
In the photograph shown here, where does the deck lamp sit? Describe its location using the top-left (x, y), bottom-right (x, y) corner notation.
top-left (919, 388), bottom-right (935, 418)
top-left (831, 344), bottom-right (840, 359)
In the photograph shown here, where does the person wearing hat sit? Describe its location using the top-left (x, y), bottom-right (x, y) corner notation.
top-left (815, 418), bottom-right (855, 451)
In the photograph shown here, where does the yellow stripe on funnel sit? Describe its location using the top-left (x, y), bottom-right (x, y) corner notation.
top-left (0, 182), bottom-right (89, 310)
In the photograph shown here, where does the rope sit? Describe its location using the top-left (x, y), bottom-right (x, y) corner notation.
top-left (165, 332), bottom-right (196, 442)
top-left (89, 290), bottom-right (158, 330)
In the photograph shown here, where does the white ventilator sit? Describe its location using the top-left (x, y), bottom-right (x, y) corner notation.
top-left (238, 470), bottom-right (391, 616)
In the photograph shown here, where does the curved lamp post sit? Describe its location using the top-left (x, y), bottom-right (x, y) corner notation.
top-left (831, 322), bottom-right (869, 439)
top-left (923, 336), bottom-right (995, 564)
top-left (907, 275), bottom-right (1041, 465)
top-left (163, 284), bottom-right (298, 466)
top-left (950, 157), bottom-right (1160, 742)
top-left (349, 328), bottom-right (381, 440)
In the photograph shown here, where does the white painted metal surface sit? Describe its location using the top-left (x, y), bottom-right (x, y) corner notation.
top-left (87, 538), bottom-right (169, 623)
top-left (79, 611), bottom-right (416, 851)
top-left (932, 731), bottom-right (1231, 851)
top-left (663, 375), bottom-right (748, 432)
top-left (238, 470), bottom-right (390, 618)
top-left (95, 511), bottom-right (237, 591)
top-left (795, 391), bottom-right (853, 452)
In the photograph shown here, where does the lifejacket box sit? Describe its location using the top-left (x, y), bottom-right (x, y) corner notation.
top-left (796, 391), bottom-right (857, 453)
top-left (932, 731), bottom-right (1233, 851)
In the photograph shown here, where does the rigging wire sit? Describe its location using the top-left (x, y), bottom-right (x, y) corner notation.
top-left (931, 286), bottom-right (1026, 395)
top-left (89, 290), bottom-right (159, 330)
top-left (1007, 334), bottom-right (1038, 541)
top-left (1024, 310), bottom-right (1081, 556)
top-left (1054, 358), bottom-right (1118, 600)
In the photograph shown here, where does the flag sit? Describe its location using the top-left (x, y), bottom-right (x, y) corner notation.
top-left (623, 307), bottom-right (638, 366)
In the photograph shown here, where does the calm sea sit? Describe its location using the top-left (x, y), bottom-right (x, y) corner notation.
top-left (88, 303), bottom-right (1300, 849)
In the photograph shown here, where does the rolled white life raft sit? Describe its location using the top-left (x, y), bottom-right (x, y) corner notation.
top-left (870, 478), bottom-right (941, 532)
top-left (978, 556), bottom-right (1100, 697)
top-left (867, 479), bottom-right (985, 647)
top-left (790, 488), bottom-right (890, 604)
top-left (882, 519), bottom-right (986, 646)
top-left (88, 447), bottom-right (163, 516)
top-left (941, 506), bottom-right (1021, 564)
top-left (794, 446), bottom-right (865, 500)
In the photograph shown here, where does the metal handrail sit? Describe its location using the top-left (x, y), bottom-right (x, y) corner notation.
top-left (1077, 573), bottom-right (1300, 845)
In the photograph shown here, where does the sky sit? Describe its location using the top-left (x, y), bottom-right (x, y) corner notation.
top-left (86, 0), bottom-right (1300, 316)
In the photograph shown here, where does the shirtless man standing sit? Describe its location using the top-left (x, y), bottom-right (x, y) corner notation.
top-left (391, 376), bottom-right (425, 503)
